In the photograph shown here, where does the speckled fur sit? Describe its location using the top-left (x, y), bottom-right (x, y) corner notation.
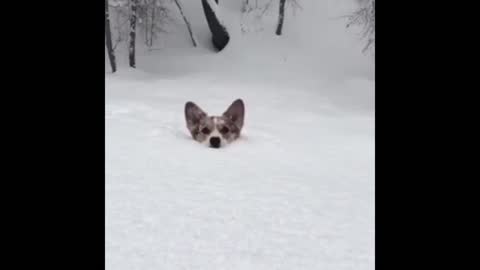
top-left (185, 99), bottom-right (245, 148)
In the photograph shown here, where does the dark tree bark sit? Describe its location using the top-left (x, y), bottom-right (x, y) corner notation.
top-left (105, 0), bottom-right (116, 73)
top-left (129, 0), bottom-right (138, 68)
top-left (275, 0), bottom-right (286, 36)
top-left (201, 0), bottom-right (230, 51)
top-left (173, 0), bottom-right (197, 47)
top-left (242, 0), bottom-right (248, 12)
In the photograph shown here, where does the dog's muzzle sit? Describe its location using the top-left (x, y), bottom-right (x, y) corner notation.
top-left (209, 137), bottom-right (221, 148)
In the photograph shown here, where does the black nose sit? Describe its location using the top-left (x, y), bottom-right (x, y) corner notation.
top-left (209, 137), bottom-right (221, 148)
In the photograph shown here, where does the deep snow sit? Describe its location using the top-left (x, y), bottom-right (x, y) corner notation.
top-left (106, 0), bottom-right (374, 269)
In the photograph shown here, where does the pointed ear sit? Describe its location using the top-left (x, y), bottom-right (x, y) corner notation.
top-left (185, 101), bottom-right (207, 131)
top-left (223, 99), bottom-right (245, 130)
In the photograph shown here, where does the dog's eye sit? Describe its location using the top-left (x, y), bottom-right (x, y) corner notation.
top-left (201, 127), bottom-right (210, 134)
top-left (220, 126), bottom-right (229, 134)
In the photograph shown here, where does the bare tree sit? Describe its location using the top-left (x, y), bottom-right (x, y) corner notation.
top-left (136, 1), bottom-right (172, 48)
top-left (146, 4), bottom-right (155, 47)
top-left (275, 0), bottom-right (286, 35)
top-left (106, 0), bottom-right (117, 73)
top-left (109, 3), bottom-right (130, 51)
top-left (347, 0), bottom-right (375, 53)
top-left (129, 0), bottom-right (139, 68)
top-left (173, 0), bottom-right (197, 47)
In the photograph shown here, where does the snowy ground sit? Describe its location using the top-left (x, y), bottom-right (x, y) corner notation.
top-left (106, 0), bottom-right (374, 269)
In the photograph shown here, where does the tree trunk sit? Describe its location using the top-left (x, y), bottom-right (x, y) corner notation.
top-left (201, 0), bottom-right (230, 51)
top-left (144, 5), bottom-right (150, 46)
top-left (129, 0), bottom-right (138, 68)
top-left (173, 0), bottom-right (197, 47)
top-left (149, 6), bottom-right (155, 47)
top-left (275, 0), bottom-right (286, 36)
top-left (105, 0), bottom-right (116, 73)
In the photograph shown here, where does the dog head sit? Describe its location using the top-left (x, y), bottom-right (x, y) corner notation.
top-left (185, 99), bottom-right (245, 148)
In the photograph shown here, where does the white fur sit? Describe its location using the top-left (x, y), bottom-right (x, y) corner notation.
top-left (206, 121), bottom-right (225, 147)
top-left (199, 118), bottom-right (223, 148)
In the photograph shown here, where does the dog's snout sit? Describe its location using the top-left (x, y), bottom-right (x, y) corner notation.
top-left (209, 137), bottom-right (221, 148)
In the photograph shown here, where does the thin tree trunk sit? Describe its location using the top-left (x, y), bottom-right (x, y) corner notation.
top-left (144, 5), bottom-right (149, 46)
top-left (105, 0), bottom-right (117, 73)
top-left (149, 6), bottom-right (155, 47)
top-left (129, 0), bottom-right (138, 68)
top-left (173, 0), bottom-right (197, 47)
top-left (275, 0), bottom-right (286, 35)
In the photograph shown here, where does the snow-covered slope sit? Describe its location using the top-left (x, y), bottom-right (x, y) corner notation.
top-left (106, 0), bottom-right (374, 269)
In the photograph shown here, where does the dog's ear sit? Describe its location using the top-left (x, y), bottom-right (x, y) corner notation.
top-left (223, 99), bottom-right (245, 130)
top-left (185, 101), bottom-right (207, 131)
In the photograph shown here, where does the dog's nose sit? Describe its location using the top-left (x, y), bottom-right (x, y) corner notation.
top-left (209, 137), bottom-right (221, 148)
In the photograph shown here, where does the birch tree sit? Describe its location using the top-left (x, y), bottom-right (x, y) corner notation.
top-left (106, 0), bottom-right (117, 72)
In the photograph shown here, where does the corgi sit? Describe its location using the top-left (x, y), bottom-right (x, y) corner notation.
top-left (185, 99), bottom-right (245, 148)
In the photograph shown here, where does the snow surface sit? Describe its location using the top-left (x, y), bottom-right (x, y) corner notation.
top-left (106, 0), bottom-right (374, 269)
